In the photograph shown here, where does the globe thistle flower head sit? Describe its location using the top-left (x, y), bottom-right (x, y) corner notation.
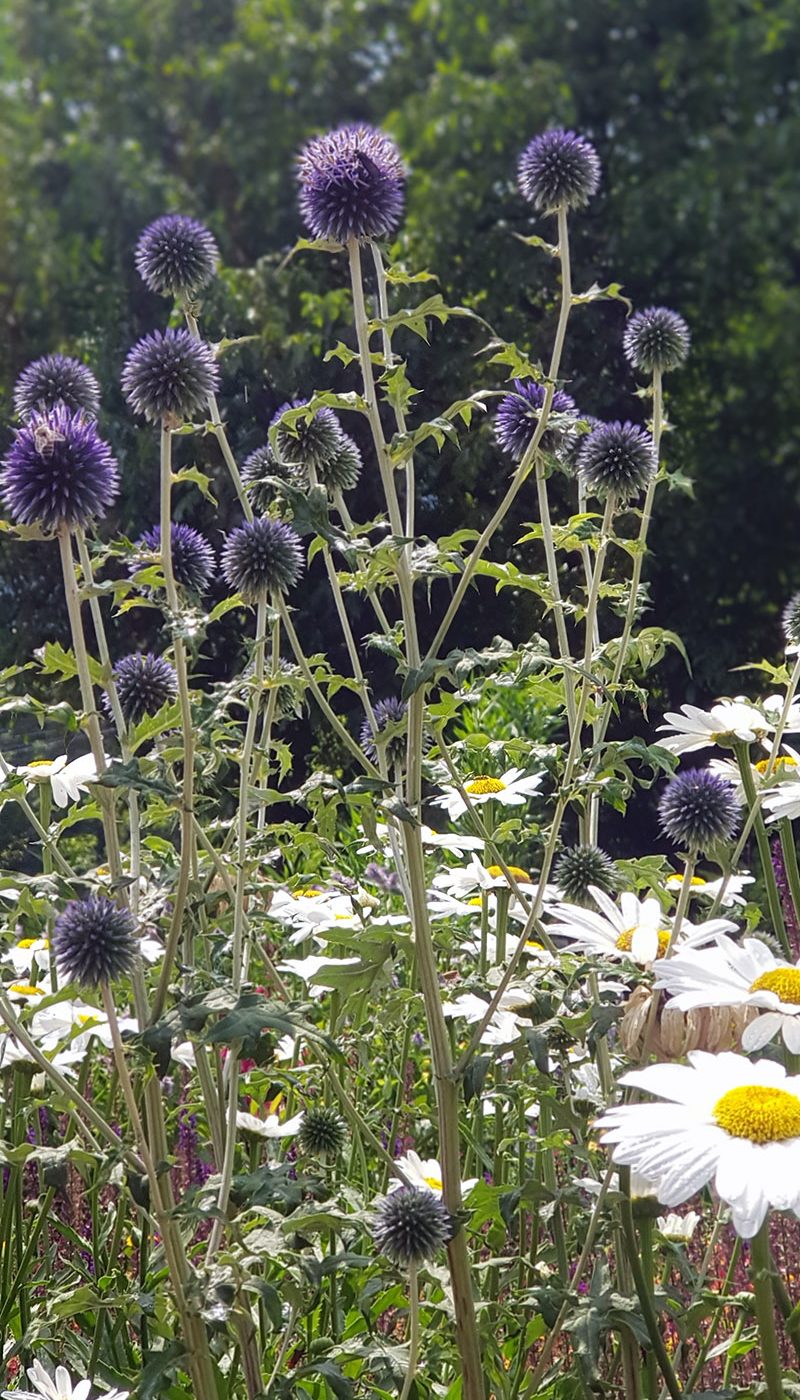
top-left (136, 523), bottom-right (215, 594)
top-left (783, 591), bottom-right (800, 647)
top-left (107, 652), bottom-right (177, 726)
top-left (659, 769), bottom-right (740, 852)
top-left (315, 433), bottom-right (362, 493)
top-left (297, 124), bottom-right (405, 243)
top-left (623, 307), bottom-right (690, 376)
top-left (518, 128), bottom-right (601, 213)
top-left (135, 214), bottom-right (219, 297)
top-left (221, 517), bottom-right (304, 602)
top-left (14, 354), bottom-right (101, 421)
top-left (577, 420), bottom-right (657, 501)
top-left (372, 1187), bottom-right (452, 1267)
top-left (555, 845), bottom-right (619, 906)
top-left (271, 399), bottom-right (344, 473)
top-left (495, 380), bottom-right (578, 459)
top-left (361, 697), bottom-right (407, 766)
top-left (242, 444), bottom-right (305, 514)
top-left (52, 895), bottom-right (138, 987)
top-left (299, 1105), bottom-right (347, 1158)
top-left (121, 328), bottom-right (218, 423)
top-left (1, 404), bottom-right (119, 531)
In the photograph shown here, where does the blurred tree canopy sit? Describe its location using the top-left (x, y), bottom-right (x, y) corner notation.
top-left (2, 0), bottom-right (800, 707)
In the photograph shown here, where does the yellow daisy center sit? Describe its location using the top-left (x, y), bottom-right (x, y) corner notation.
top-left (465, 776), bottom-right (506, 795)
top-left (25, 760), bottom-right (52, 772)
top-left (467, 896), bottom-right (483, 907)
top-left (423, 1172), bottom-right (443, 1191)
top-left (17, 938), bottom-right (48, 950)
top-left (615, 927), bottom-right (672, 958)
top-left (713, 1084), bottom-right (800, 1142)
top-left (526, 940), bottom-right (544, 951)
top-left (485, 864), bottom-right (531, 881)
top-left (755, 754), bottom-right (798, 775)
top-left (669, 875), bottom-right (707, 887)
top-left (294, 889), bottom-right (323, 899)
top-left (749, 968), bottom-right (800, 1005)
top-left (9, 983), bottom-right (45, 997)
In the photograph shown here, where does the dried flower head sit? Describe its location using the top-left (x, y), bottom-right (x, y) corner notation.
top-left (121, 328), bottom-right (218, 423)
top-left (518, 128), bottom-right (601, 213)
top-left (495, 380), bottom-right (578, 459)
top-left (135, 214), bottom-right (219, 297)
top-left (1, 405), bottom-right (119, 531)
top-left (107, 653), bottom-right (177, 725)
top-left (555, 845), bottom-right (619, 906)
top-left (659, 769), bottom-right (740, 852)
top-left (371, 1187), bottom-right (452, 1267)
top-left (623, 307), bottom-right (690, 376)
top-left (52, 895), bottom-right (138, 987)
top-left (577, 420), bottom-right (657, 501)
top-left (299, 1105), bottom-right (347, 1157)
top-left (297, 124), bottom-right (405, 243)
top-left (272, 399), bottom-right (344, 473)
top-left (360, 697), bottom-right (407, 766)
top-left (14, 354), bottom-right (101, 421)
top-left (135, 523), bottom-right (215, 595)
top-left (242, 444), bottom-right (305, 514)
top-left (221, 517), bottom-right (304, 602)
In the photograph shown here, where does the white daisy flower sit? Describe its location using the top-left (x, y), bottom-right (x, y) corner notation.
top-left (433, 855), bottom-right (537, 897)
top-left (432, 768), bottom-right (543, 822)
top-left (546, 885), bottom-right (736, 965)
top-left (3, 938), bottom-right (50, 978)
top-left (11, 754), bottom-right (108, 809)
top-left (236, 1108), bottom-right (304, 1139)
top-left (763, 782), bottom-right (800, 823)
top-left (441, 987), bottom-right (533, 1046)
top-left (664, 871), bottom-right (755, 907)
top-left (389, 1149), bottom-right (478, 1199)
top-left (595, 1050), bottom-right (800, 1237)
top-left (458, 929), bottom-right (555, 966)
top-left (653, 936), bottom-right (800, 1053)
top-left (2, 1359), bottom-right (128, 1400)
top-left (657, 1210), bottom-right (701, 1242)
top-left (277, 954), bottom-right (360, 998)
top-left (657, 700), bottom-right (781, 756)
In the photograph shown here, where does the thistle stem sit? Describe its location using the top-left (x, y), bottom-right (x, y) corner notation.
top-left (184, 307), bottom-right (252, 519)
top-left (735, 742), bottom-right (790, 957)
top-left (399, 1265), bottom-right (421, 1400)
top-left (619, 1170), bottom-right (682, 1400)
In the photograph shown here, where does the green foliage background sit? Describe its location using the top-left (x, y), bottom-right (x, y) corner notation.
top-left (2, 0), bottom-right (800, 701)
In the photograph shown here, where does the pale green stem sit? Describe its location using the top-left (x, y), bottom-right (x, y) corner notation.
top-left (184, 307), bottom-right (252, 520)
top-left (398, 1265), bottom-right (420, 1400)
top-left (254, 614), bottom-right (283, 839)
top-left (192, 813), bottom-right (289, 997)
top-left (204, 1038), bottom-right (242, 1264)
top-left (370, 241), bottom-right (415, 540)
top-left (736, 742), bottom-right (789, 957)
top-left (749, 1220), bottom-right (785, 1400)
top-left (332, 490), bottom-right (394, 637)
top-left (619, 1170), bottom-right (682, 1400)
top-left (231, 597), bottom-right (268, 992)
top-left (762, 650), bottom-right (800, 776)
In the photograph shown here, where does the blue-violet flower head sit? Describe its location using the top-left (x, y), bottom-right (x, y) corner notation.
top-left (107, 653), bottom-right (178, 726)
top-left (518, 129), bottom-right (601, 213)
top-left (297, 124), bottom-right (405, 243)
top-left (495, 380), bottom-right (578, 459)
top-left (135, 214), bottom-right (219, 297)
top-left (1, 404), bottom-right (119, 531)
top-left (14, 354), bottom-right (101, 421)
top-left (221, 517), bottom-right (304, 602)
top-left (121, 328), bottom-right (218, 423)
top-left (659, 769), bottom-right (740, 852)
top-left (52, 895), bottom-right (139, 987)
top-left (577, 420), bottom-right (657, 501)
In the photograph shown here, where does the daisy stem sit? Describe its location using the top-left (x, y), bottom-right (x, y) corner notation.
top-left (637, 1215), bottom-right (658, 1398)
top-left (683, 1231), bottom-right (742, 1390)
top-left (398, 1264), bottom-right (420, 1400)
top-left (735, 742), bottom-right (790, 958)
top-left (618, 1169), bottom-right (682, 1400)
top-left (749, 1220), bottom-right (785, 1400)
top-left (779, 817), bottom-right (800, 941)
top-left (762, 649), bottom-right (800, 776)
top-left (183, 306), bottom-right (252, 520)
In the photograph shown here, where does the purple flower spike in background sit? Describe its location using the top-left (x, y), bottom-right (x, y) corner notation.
top-left (659, 768), bottom-right (740, 852)
top-left (135, 214), bottom-right (219, 297)
top-left (623, 307), bottom-right (691, 375)
top-left (14, 353), bottom-right (101, 421)
top-left (107, 653), bottom-right (178, 726)
top-left (135, 523), bottom-right (215, 595)
top-left (518, 128), bottom-right (601, 213)
top-left (222, 517), bottom-right (304, 602)
top-left (53, 895), bottom-right (138, 987)
top-left (121, 327), bottom-right (218, 423)
top-left (297, 124), bottom-right (405, 243)
top-left (495, 380), bottom-right (578, 459)
top-left (577, 420), bottom-right (657, 501)
top-left (1, 403), bottom-right (119, 531)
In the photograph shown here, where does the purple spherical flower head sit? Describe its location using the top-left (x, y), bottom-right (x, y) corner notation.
top-left (271, 398), bottom-right (344, 474)
top-left (121, 327), bottom-right (218, 423)
top-left (1, 404), bottom-right (119, 532)
top-left (135, 214), bottom-right (219, 297)
top-left (52, 894), bottom-right (138, 987)
top-left (623, 307), bottom-right (691, 376)
top-left (360, 697), bottom-right (406, 765)
top-left (14, 354), bottom-right (101, 421)
top-left (242, 444), bottom-right (305, 514)
top-left (518, 128), bottom-right (601, 213)
top-left (659, 768), bottom-right (740, 852)
top-left (297, 124), bottom-right (405, 243)
top-left (106, 652), bottom-right (178, 726)
top-left (577, 420), bottom-right (657, 501)
top-left (135, 523), bottom-right (215, 594)
top-left (495, 380), bottom-right (578, 459)
top-left (372, 1188), bottom-right (452, 1266)
top-left (221, 517), bottom-right (304, 602)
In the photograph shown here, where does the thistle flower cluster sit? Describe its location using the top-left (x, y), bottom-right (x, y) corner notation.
top-left (518, 128), bottom-right (601, 213)
top-left (495, 381), bottom-right (578, 459)
top-left (371, 1187), bottom-right (452, 1266)
top-left (577, 421), bottom-right (657, 501)
top-left (121, 328), bottom-right (218, 423)
top-left (107, 653), bottom-right (178, 726)
top-left (299, 1105), bottom-right (347, 1158)
top-left (53, 895), bottom-right (138, 987)
top-left (297, 124), bottom-right (405, 244)
top-left (659, 769), bottom-right (740, 851)
top-left (242, 444), bottom-right (305, 514)
top-left (623, 307), bottom-right (690, 375)
top-left (555, 845), bottom-right (619, 905)
top-left (135, 214), bottom-right (219, 298)
top-left (14, 354), bottom-right (101, 421)
top-left (1, 404), bottom-right (119, 531)
top-left (221, 517), bottom-right (304, 601)
top-left (134, 523), bottom-right (215, 595)
top-left (360, 697), bottom-right (407, 766)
